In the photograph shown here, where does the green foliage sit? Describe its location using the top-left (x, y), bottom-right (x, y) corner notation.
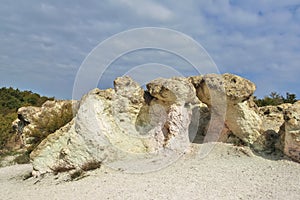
top-left (284, 92), bottom-right (297, 104)
top-left (28, 103), bottom-right (73, 151)
top-left (0, 87), bottom-right (53, 150)
top-left (254, 92), bottom-right (297, 107)
top-left (0, 87), bottom-right (54, 113)
top-left (0, 113), bottom-right (17, 149)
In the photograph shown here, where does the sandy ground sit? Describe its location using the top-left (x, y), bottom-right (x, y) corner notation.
top-left (0, 143), bottom-right (300, 200)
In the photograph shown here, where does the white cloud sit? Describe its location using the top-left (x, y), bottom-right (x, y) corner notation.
top-left (119, 0), bottom-right (173, 21)
top-left (0, 0), bottom-right (299, 98)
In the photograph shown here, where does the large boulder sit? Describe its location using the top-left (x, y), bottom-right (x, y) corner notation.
top-left (190, 73), bottom-right (262, 144)
top-left (281, 101), bottom-right (300, 162)
top-left (147, 77), bottom-right (199, 104)
top-left (30, 119), bottom-right (92, 174)
top-left (225, 100), bottom-right (261, 144)
top-left (30, 84), bottom-right (147, 174)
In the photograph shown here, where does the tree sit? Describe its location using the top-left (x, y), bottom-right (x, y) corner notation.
top-left (284, 92), bottom-right (297, 104)
top-left (254, 91), bottom-right (297, 107)
top-left (0, 113), bottom-right (17, 148)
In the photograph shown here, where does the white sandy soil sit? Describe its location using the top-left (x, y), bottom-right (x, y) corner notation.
top-left (0, 143), bottom-right (300, 200)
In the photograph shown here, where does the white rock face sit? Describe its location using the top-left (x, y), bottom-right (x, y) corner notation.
top-left (282, 101), bottom-right (300, 162)
top-left (144, 77), bottom-right (202, 150)
top-left (31, 86), bottom-right (148, 174)
top-left (30, 120), bottom-right (91, 174)
top-left (75, 88), bottom-right (147, 159)
top-left (30, 76), bottom-right (204, 174)
top-left (226, 101), bottom-right (262, 144)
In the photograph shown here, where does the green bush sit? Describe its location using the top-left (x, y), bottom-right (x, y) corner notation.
top-left (254, 92), bottom-right (297, 107)
top-left (0, 113), bottom-right (17, 149)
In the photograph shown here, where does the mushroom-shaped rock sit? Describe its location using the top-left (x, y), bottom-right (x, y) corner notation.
top-left (191, 73), bottom-right (256, 106)
top-left (222, 73), bottom-right (256, 103)
top-left (144, 77), bottom-right (203, 150)
top-left (190, 73), bottom-right (261, 144)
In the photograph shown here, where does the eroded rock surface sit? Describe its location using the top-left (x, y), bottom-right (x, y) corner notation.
top-left (253, 104), bottom-right (291, 153)
top-left (30, 76), bottom-right (205, 174)
top-left (281, 101), bottom-right (300, 162)
top-left (12, 100), bottom-right (77, 147)
top-left (16, 74), bottom-right (300, 175)
top-left (190, 73), bottom-right (261, 144)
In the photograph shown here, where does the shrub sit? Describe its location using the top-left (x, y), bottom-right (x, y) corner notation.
top-left (0, 113), bottom-right (17, 149)
top-left (254, 92), bottom-right (297, 107)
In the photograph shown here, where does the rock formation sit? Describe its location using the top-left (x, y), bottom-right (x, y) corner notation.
top-left (190, 73), bottom-right (261, 144)
top-left (13, 73), bottom-right (300, 175)
top-left (30, 76), bottom-right (204, 174)
top-left (12, 100), bottom-right (77, 147)
top-left (253, 104), bottom-right (291, 153)
top-left (281, 101), bottom-right (300, 162)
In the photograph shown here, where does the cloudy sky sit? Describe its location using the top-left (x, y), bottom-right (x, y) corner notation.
top-left (1, 0), bottom-right (300, 99)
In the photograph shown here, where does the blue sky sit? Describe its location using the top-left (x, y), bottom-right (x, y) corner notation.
top-left (0, 0), bottom-right (300, 99)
